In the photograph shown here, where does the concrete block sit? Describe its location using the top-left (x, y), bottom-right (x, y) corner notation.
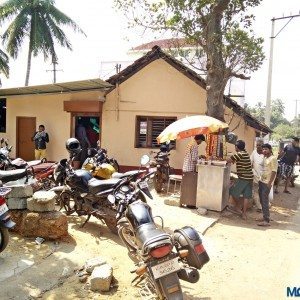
top-left (27, 197), bottom-right (55, 212)
top-left (6, 198), bottom-right (27, 210)
top-left (85, 257), bottom-right (107, 274)
top-left (90, 264), bottom-right (113, 292)
top-left (33, 191), bottom-right (57, 203)
top-left (6, 185), bottom-right (33, 198)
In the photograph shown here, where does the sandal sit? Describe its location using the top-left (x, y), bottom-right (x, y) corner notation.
top-left (227, 206), bottom-right (242, 216)
top-left (257, 221), bottom-right (270, 227)
top-left (283, 190), bottom-right (291, 194)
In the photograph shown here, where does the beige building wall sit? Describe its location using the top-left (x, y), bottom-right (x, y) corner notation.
top-left (102, 59), bottom-right (257, 170)
top-left (1, 90), bottom-right (104, 161)
top-left (103, 59), bottom-right (203, 169)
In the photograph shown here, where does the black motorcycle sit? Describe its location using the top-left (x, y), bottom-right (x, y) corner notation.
top-left (0, 187), bottom-right (15, 253)
top-left (52, 157), bottom-right (148, 233)
top-left (150, 144), bottom-right (173, 193)
top-left (109, 155), bottom-right (209, 300)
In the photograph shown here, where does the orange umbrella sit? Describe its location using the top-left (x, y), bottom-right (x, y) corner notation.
top-left (157, 115), bottom-right (228, 144)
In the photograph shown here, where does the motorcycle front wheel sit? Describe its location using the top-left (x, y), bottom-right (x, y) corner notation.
top-left (0, 227), bottom-right (9, 253)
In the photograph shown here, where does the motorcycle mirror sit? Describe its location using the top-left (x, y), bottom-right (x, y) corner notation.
top-left (0, 138), bottom-right (4, 144)
top-left (8, 146), bottom-right (13, 152)
top-left (140, 155), bottom-right (150, 166)
top-left (107, 194), bottom-right (116, 205)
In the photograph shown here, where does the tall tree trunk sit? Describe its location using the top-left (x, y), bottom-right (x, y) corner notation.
top-left (25, 46), bottom-right (32, 86)
top-left (204, 11), bottom-right (228, 122)
top-left (206, 70), bottom-right (227, 122)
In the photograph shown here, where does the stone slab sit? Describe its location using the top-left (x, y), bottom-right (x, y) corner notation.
top-left (5, 185), bottom-right (33, 198)
top-left (6, 197), bottom-right (27, 210)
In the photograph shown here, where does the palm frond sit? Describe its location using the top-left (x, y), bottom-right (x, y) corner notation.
top-left (46, 5), bottom-right (86, 36)
top-left (0, 0), bottom-right (25, 25)
top-left (0, 48), bottom-right (9, 77)
top-left (2, 8), bottom-right (30, 58)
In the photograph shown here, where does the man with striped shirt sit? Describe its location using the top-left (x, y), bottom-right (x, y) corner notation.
top-left (227, 140), bottom-right (253, 220)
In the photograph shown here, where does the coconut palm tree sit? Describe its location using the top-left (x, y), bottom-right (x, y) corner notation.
top-left (0, 0), bottom-right (86, 86)
top-left (0, 48), bottom-right (9, 79)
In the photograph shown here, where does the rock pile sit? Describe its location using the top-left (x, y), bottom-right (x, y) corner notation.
top-left (7, 187), bottom-right (68, 239)
top-left (76, 257), bottom-right (114, 293)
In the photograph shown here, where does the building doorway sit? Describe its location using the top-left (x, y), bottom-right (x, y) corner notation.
top-left (74, 116), bottom-right (100, 148)
top-left (16, 117), bottom-right (36, 161)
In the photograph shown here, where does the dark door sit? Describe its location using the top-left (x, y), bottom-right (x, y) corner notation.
top-left (16, 117), bottom-right (36, 161)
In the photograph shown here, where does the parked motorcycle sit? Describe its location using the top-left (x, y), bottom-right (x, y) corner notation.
top-left (52, 157), bottom-right (147, 233)
top-left (0, 187), bottom-right (15, 253)
top-left (0, 138), bottom-right (44, 170)
top-left (109, 155), bottom-right (209, 299)
top-left (150, 143), bottom-right (174, 193)
top-left (0, 168), bottom-right (31, 185)
top-left (82, 147), bottom-right (119, 179)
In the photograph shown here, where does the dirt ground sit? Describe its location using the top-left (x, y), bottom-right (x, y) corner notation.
top-left (0, 177), bottom-right (299, 300)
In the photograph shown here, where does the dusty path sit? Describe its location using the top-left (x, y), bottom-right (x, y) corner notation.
top-left (0, 181), bottom-right (299, 300)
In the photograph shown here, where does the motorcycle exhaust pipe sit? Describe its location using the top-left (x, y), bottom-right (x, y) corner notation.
top-left (177, 267), bottom-right (199, 283)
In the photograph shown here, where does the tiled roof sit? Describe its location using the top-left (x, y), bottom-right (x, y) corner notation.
top-left (107, 46), bottom-right (271, 134)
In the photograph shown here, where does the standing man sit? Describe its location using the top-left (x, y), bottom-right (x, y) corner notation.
top-left (33, 125), bottom-right (49, 160)
top-left (182, 134), bottom-right (206, 172)
top-left (227, 140), bottom-right (253, 220)
top-left (275, 137), bottom-right (300, 194)
top-left (181, 134), bottom-right (205, 207)
top-left (250, 139), bottom-right (264, 212)
top-left (257, 143), bottom-right (278, 226)
top-left (75, 118), bottom-right (91, 167)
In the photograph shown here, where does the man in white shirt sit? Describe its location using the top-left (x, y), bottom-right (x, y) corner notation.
top-left (250, 139), bottom-right (273, 211)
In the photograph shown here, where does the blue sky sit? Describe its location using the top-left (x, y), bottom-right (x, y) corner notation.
top-left (0, 0), bottom-right (299, 121)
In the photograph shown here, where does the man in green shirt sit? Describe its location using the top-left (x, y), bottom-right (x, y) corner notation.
top-left (227, 140), bottom-right (253, 220)
top-left (257, 143), bottom-right (278, 226)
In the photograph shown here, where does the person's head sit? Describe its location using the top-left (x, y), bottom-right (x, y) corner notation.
top-left (194, 134), bottom-right (205, 145)
top-left (262, 143), bottom-right (272, 157)
top-left (256, 139), bottom-right (264, 154)
top-left (292, 137), bottom-right (299, 147)
top-left (235, 140), bottom-right (245, 152)
top-left (38, 125), bottom-right (45, 132)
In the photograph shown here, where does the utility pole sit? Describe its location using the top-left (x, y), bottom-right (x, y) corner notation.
top-left (46, 58), bottom-right (63, 83)
top-left (265, 14), bottom-right (300, 139)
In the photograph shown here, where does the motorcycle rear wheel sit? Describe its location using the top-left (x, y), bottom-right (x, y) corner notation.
top-left (154, 173), bottom-right (164, 193)
top-left (0, 227), bottom-right (9, 253)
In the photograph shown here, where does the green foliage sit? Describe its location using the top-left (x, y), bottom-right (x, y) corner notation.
top-left (0, 48), bottom-right (9, 77)
top-left (114, 0), bottom-right (265, 79)
top-left (272, 124), bottom-right (295, 141)
top-left (245, 98), bottom-right (300, 140)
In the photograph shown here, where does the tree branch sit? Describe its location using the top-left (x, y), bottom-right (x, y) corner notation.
top-left (213, 0), bottom-right (231, 14)
top-left (231, 72), bottom-right (251, 80)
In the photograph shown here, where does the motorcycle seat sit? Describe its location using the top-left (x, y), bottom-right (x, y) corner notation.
top-left (88, 177), bottom-right (121, 194)
top-left (112, 170), bottom-right (144, 179)
top-left (0, 169), bottom-right (28, 182)
top-left (135, 223), bottom-right (172, 254)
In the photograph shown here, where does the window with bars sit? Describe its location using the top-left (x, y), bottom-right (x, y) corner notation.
top-left (135, 116), bottom-right (177, 148)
